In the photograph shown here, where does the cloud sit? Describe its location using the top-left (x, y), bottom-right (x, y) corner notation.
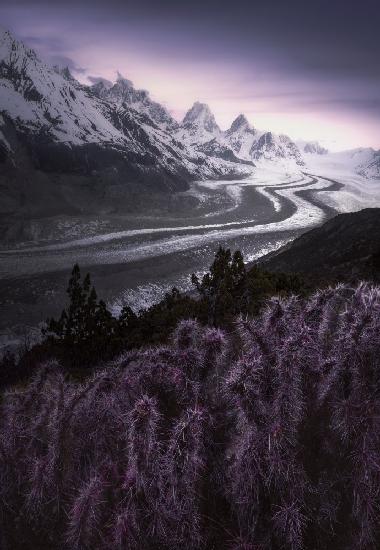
top-left (1, 0), bottom-right (379, 148)
top-left (87, 75), bottom-right (113, 87)
top-left (49, 54), bottom-right (86, 74)
top-left (19, 34), bottom-right (87, 74)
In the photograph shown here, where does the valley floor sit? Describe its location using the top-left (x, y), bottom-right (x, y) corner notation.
top-left (1, 163), bottom-right (380, 354)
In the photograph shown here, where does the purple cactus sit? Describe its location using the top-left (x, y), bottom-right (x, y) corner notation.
top-left (1, 284), bottom-right (380, 548)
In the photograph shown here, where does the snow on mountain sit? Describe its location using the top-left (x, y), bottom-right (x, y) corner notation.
top-left (330, 148), bottom-right (375, 169)
top-left (0, 113), bottom-right (11, 163)
top-left (178, 107), bottom-right (304, 167)
top-left (249, 132), bottom-right (304, 165)
top-left (302, 141), bottom-right (329, 155)
top-left (344, 148), bottom-right (380, 179)
top-left (360, 152), bottom-right (380, 179)
top-left (331, 148), bottom-right (380, 178)
top-left (53, 66), bottom-right (78, 84)
top-left (0, 29), bottom-right (252, 191)
top-left (303, 146), bottom-right (380, 182)
top-left (196, 137), bottom-right (254, 166)
top-left (298, 142), bottom-right (379, 180)
top-left (1, 26), bottom-right (376, 196)
top-left (223, 114), bottom-right (258, 159)
top-left (0, 28), bottom-right (124, 146)
top-left (176, 101), bottom-right (221, 145)
top-left (90, 72), bottom-right (179, 131)
top-left (221, 114), bottom-right (304, 166)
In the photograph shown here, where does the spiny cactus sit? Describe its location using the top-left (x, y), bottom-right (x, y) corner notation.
top-left (158, 405), bottom-right (211, 548)
top-left (66, 473), bottom-right (106, 549)
top-left (1, 284), bottom-right (380, 549)
top-left (173, 319), bottom-right (201, 350)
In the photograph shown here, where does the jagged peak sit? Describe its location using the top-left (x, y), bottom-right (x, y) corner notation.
top-left (228, 114), bottom-right (251, 133)
top-left (303, 141), bottom-right (329, 155)
top-left (53, 65), bottom-right (76, 82)
top-left (61, 66), bottom-right (74, 81)
top-left (182, 101), bottom-right (220, 133)
top-left (257, 131), bottom-right (274, 144)
top-left (0, 27), bottom-right (14, 45)
top-left (116, 71), bottom-right (134, 88)
top-left (90, 77), bottom-right (113, 91)
top-left (279, 133), bottom-right (292, 143)
top-left (184, 101), bottom-right (211, 120)
top-left (0, 27), bottom-right (38, 61)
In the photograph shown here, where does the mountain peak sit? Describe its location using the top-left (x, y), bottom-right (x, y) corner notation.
top-left (229, 114), bottom-right (251, 133)
top-left (303, 141), bottom-right (328, 155)
top-left (53, 66), bottom-right (76, 82)
top-left (0, 27), bottom-right (37, 62)
top-left (116, 71), bottom-right (134, 88)
top-left (0, 27), bottom-right (14, 46)
top-left (182, 101), bottom-right (220, 134)
top-left (90, 79), bottom-right (114, 100)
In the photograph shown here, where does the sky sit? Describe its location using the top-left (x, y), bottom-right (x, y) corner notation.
top-left (1, 0), bottom-right (379, 151)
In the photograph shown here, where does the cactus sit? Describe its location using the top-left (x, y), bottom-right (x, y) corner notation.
top-left (1, 284), bottom-right (380, 548)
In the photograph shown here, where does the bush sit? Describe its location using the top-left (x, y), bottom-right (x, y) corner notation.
top-left (2, 283), bottom-right (380, 548)
top-left (22, 249), bottom-right (303, 374)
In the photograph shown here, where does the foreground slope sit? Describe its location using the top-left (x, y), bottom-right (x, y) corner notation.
top-left (2, 284), bottom-right (380, 549)
top-left (258, 207), bottom-right (380, 282)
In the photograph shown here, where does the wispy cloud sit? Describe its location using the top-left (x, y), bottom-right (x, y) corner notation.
top-left (1, 0), bottom-right (379, 149)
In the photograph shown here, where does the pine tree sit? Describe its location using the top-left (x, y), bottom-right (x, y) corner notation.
top-left (191, 247), bottom-right (246, 325)
top-left (44, 265), bottom-right (121, 365)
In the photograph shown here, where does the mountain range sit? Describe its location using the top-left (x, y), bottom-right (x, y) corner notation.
top-left (0, 27), bottom-right (379, 218)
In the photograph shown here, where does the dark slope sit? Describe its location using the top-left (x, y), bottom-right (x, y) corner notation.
top-left (258, 208), bottom-right (380, 283)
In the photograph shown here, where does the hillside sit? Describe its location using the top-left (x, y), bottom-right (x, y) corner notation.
top-left (258, 208), bottom-right (380, 283)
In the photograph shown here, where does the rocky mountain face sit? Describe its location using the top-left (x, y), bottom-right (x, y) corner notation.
top-left (1, 27), bottom-right (335, 197)
top-left (177, 106), bottom-right (305, 167)
top-left (303, 141), bottom-right (328, 155)
top-left (356, 150), bottom-right (380, 179)
top-left (175, 101), bottom-right (222, 145)
top-left (249, 132), bottom-right (304, 165)
top-left (258, 208), bottom-right (380, 284)
top-left (0, 28), bottom-right (252, 203)
top-left (196, 138), bottom-right (254, 165)
top-left (223, 114), bottom-right (258, 159)
top-left (90, 72), bottom-right (179, 132)
top-left (0, 26), bottom-right (377, 225)
top-left (319, 148), bottom-right (380, 179)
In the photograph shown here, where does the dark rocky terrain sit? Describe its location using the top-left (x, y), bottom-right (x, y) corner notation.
top-left (258, 208), bottom-right (380, 283)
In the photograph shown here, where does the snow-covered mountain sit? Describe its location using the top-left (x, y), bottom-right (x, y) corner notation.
top-left (301, 141), bottom-right (329, 155)
top-left (0, 25), bottom-right (377, 214)
top-left (0, 30), bottom-right (122, 147)
top-left (90, 72), bottom-right (179, 132)
top-left (249, 132), bottom-right (304, 165)
top-left (346, 149), bottom-right (380, 179)
top-left (175, 102), bottom-right (221, 145)
top-left (223, 114), bottom-right (258, 158)
top-left (192, 111), bottom-right (305, 167)
top-left (361, 152), bottom-right (380, 179)
top-left (0, 28), bottom-right (252, 195)
top-left (305, 146), bottom-right (380, 179)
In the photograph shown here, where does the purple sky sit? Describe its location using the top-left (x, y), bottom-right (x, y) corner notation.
top-left (1, 0), bottom-right (379, 150)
